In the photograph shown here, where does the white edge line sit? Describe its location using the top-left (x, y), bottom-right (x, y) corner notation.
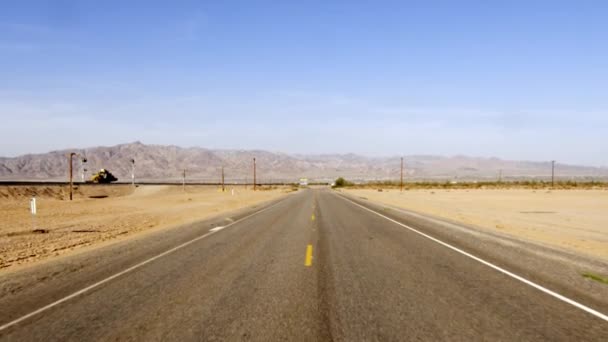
top-left (338, 194), bottom-right (608, 323)
top-left (0, 198), bottom-right (287, 332)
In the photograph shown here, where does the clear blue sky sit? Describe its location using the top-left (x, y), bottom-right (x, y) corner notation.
top-left (1, 1), bottom-right (607, 165)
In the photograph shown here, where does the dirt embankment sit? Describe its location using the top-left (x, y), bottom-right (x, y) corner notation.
top-left (0, 184), bottom-right (291, 271)
top-left (344, 189), bottom-right (608, 262)
top-left (0, 184), bottom-right (135, 200)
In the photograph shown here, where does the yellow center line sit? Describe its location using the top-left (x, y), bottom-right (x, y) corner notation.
top-left (305, 245), bottom-right (313, 266)
top-left (311, 214), bottom-right (315, 221)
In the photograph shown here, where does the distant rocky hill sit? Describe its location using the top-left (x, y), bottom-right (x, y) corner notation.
top-left (1, 142), bottom-right (606, 182)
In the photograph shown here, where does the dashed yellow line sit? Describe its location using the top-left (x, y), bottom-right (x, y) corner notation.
top-left (311, 214), bottom-right (315, 221)
top-left (305, 245), bottom-right (313, 266)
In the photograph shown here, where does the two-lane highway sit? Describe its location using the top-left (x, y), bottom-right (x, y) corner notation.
top-left (0, 189), bottom-right (606, 341)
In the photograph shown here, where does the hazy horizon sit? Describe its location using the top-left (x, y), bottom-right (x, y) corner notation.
top-left (1, 1), bottom-right (607, 166)
top-left (2, 140), bottom-right (607, 170)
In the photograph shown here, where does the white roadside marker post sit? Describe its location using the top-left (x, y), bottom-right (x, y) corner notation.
top-left (30, 197), bottom-right (37, 231)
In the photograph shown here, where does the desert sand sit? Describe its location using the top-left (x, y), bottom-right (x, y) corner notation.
top-left (0, 184), bottom-right (291, 270)
top-left (344, 189), bottom-right (608, 261)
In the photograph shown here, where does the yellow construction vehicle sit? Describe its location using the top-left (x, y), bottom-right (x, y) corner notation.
top-left (89, 169), bottom-right (118, 183)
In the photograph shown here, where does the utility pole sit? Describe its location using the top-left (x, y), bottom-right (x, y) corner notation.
top-left (131, 159), bottom-right (136, 187)
top-left (400, 157), bottom-right (404, 192)
top-left (253, 157), bottom-right (257, 191)
top-left (498, 169), bottom-right (503, 183)
top-left (551, 160), bottom-right (556, 187)
top-left (182, 169), bottom-right (186, 192)
top-left (221, 166), bottom-right (225, 192)
top-left (68, 152), bottom-right (76, 201)
top-left (81, 157), bottom-right (87, 182)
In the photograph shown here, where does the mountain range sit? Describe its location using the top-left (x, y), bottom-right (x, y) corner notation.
top-left (1, 142), bottom-right (606, 183)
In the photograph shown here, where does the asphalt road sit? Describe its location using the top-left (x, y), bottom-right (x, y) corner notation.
top-left (0, 189), bottom-right (607, 341)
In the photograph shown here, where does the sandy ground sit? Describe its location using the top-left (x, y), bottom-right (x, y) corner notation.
top-left (0, 185), bottom-right (292, 270)
top-left (344, 189), bottom-right (608, 262)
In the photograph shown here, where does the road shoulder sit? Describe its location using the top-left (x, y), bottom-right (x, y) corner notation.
top-left (334, 190), bottom-right (608, 316)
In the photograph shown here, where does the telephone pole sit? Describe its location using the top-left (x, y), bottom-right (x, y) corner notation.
top-left (81, 157), bottom-right (87, 182)
top-left (131, 159), bottom-right (136, 187)
top-left (68, 152), bottom-right (76, 201)
top-left (253, 157), bottom-right (257, 191)
top-left (551, 160), bottom-right (556, 187)
top-left (182, 169), bottom-right (186, 192)
top-left (221, 166), bottom-right (225, 192)
top-left (400, 157), bottom-right (404, 192)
